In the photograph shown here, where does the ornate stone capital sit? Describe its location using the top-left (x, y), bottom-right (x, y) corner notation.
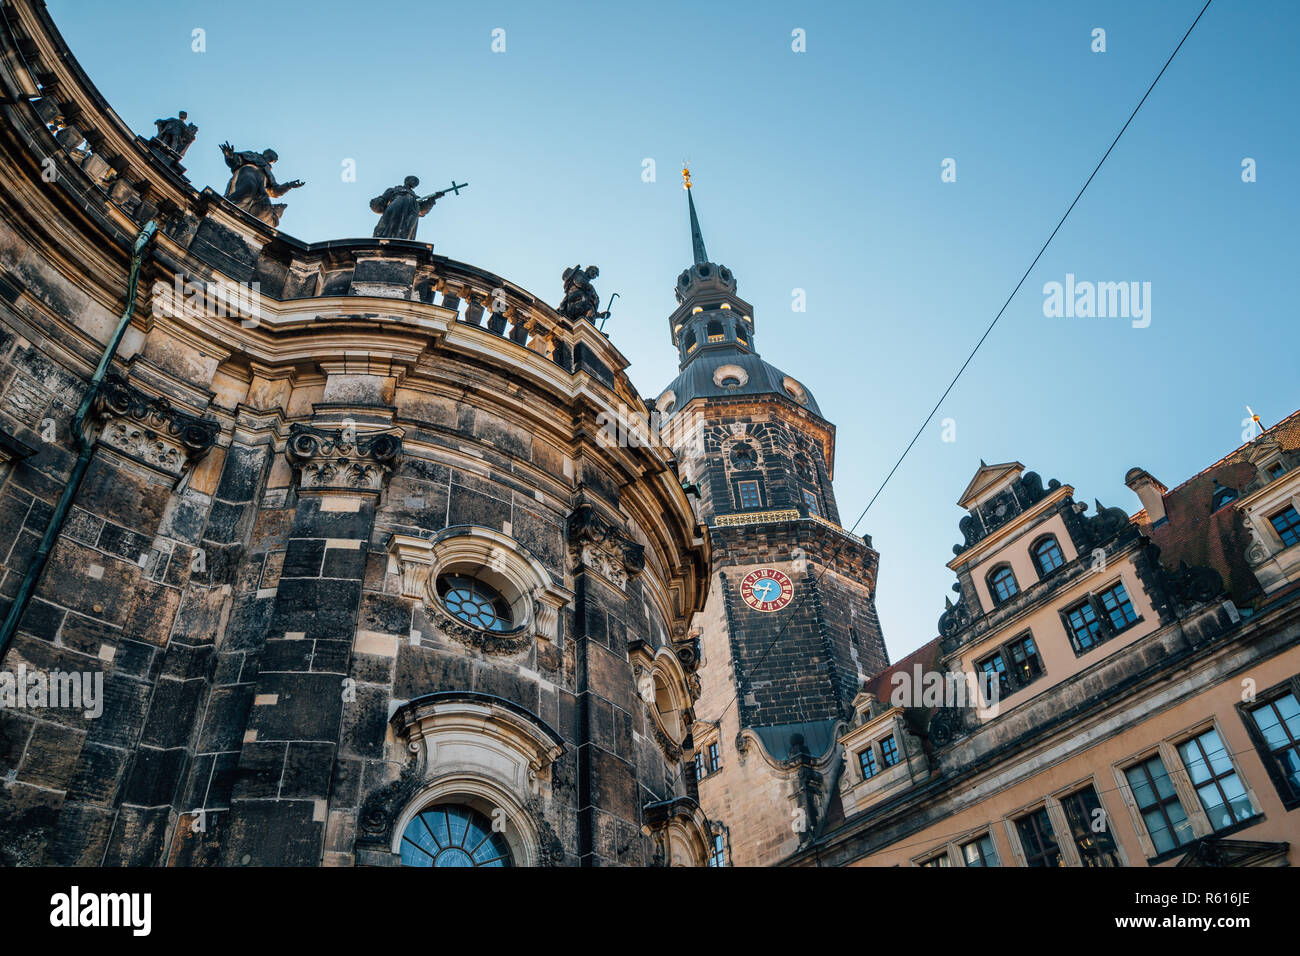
top-left (285, 422), bottom-right (401, 495)
top-left (94, 372), bottom-right (220, 480)
top-left (567, 503), bottom-right (645, 590)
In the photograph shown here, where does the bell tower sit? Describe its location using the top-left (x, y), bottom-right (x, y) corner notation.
top-left (656, 171), bottom-right (889, 866)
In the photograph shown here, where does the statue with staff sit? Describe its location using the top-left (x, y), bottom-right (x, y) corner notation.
top-left (370, 175), bottom-right (468, 241)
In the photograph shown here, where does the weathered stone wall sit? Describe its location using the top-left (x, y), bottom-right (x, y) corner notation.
top-left (0, 4), bottom-right (710, 866)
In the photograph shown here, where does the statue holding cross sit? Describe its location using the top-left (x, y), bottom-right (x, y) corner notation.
top-left (370, 175), bottom-right (468, 241)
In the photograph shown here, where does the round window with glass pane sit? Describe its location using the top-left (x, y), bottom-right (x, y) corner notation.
top-left (400, 804), bottom-right (513, 867)
top-left (436, 573), bottom-right (514, 632)
top-left (730, 441), bottom-right (757, 468)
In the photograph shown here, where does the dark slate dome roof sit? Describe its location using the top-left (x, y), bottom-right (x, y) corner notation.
top-left (658, 349), bottom-right (822, 418)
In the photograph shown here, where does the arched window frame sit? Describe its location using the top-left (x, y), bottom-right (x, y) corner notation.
top-left (632, 644), bottom-right (694, 759)
top-left (1030, 534), bottom-right (1066, 579)
top-left (986, 563), bottom-right (1020, 607)
top-left (387, 692), bottom-right (566, 868)
top-left (387, 527), bottom-right (572, 652)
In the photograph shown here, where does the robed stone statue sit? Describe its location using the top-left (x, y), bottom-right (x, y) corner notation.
top-left (219, 143), bottom-right (304, 227)
top-left (154, 111), bottom-right (197, 158)
top-left (558, 264), bottom-right (602, 322)
top-left (370, 176), bottom-right (446, 240)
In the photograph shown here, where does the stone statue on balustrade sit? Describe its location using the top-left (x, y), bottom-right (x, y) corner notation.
top-left (370, 175), bottom-right (446, 241)
top-left (219, 142), bottom-right (305, 227)
top-left (153, 111), bottom-right (197, 158)
top-left (558, 265), bottom-right (602, 323)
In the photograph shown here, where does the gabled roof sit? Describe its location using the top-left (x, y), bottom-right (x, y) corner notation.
top-left (956, 460), bottom-right (1025, 509)
top-left (861, 637), bottom-right (944, 705)
top-left (1136, 407), bottom-right (1300, 606)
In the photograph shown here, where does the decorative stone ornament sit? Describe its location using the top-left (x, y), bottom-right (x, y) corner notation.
top-left (94, 372), bottom-right (219, 481)
top-left (567, 503), bottom-right (645, 590)
top-left (284, 422), bottom-right (402, 494)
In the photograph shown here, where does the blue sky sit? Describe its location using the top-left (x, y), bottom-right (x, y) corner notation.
top-left (48, 0), bottom-right (1299, 660)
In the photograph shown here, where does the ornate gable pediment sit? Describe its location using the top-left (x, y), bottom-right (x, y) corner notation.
top-left (956, 460), bottom-right (1025, 509)
top-left (1176, 837), bottom-right (1289, 867)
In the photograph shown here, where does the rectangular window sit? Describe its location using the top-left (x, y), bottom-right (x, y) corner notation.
top-left (977, 633), bottom-right (1045, 704)
top-left (1267, 462), bottom-right (1286, 479)
top-left (1124, 755), bottom-right (1194, 854)
top-left (961, 833), bottom-right (999, 867)
top-left (1064, 599), bottom-right (1104, 652)
top-left (1098, 582), bottom-right (1139, 631)
top-left (693, 751), bottom-right (705, 781)
top-left (737, 480), bottom-right (761, 509)
top-left (1270, 505), bottom-right (1300, 547)
top-left (708, 833), bottom-right (726, 867)
top-left (919, 853), bottom-right (950, 867)
top-left (1177, 728), bottom-right (1254, 831)
top-left (707, 742), bottom-right (721, 773)
top-left (1007, 634), bottom-right (1044, 688)
top-left (1245, 691), bottom-right (1300, 804)
top-left (1061, 785), bottom-right (1121, 867)
top-left (1015, 808), bottom-right (1062, 867)
top-left (977, 651), bottom-right (1011, 702)
top-left (858, 747), bottom-right (878, 779)
top-left (880, 735), bottom-right (899, 768)
top-left (801, 488), bottom-right (821, 517)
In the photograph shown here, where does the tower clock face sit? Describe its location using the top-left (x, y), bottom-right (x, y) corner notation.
top-left (740, 568), bottom-right (794, 612)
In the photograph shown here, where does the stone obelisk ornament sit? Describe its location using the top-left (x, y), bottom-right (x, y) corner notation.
top-left (370, 175), bottom-right (468, 241)
top-left (219, 142), bottom-right (305, 227)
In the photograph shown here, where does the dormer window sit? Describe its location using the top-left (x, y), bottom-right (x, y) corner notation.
top-left (1211, 481), bottom-right (1238, 511)
top-left (1267, 461), bottom-right (1286, 479)
top-left (988, 565), bottom-right (1019, 605)
top-left (1031, 535), bottom-right (1065, 577)
top-left (713, 365), bottom-right (748, 388)
top-left (730, 442), bottom-right (757, 468)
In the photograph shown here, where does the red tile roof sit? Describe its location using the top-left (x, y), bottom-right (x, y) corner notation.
top-left (1135, 408), bottom-right (1300, 606)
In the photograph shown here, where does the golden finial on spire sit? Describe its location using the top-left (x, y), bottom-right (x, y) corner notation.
top-left (682, 165), bottom-right (692, 190)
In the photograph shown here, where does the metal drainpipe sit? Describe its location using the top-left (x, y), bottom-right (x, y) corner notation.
top-left (0, 221), bottom-right (158, 662)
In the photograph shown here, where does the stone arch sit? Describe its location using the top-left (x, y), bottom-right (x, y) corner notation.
top-left (642, 797), bottom-right (712, 867)
top-left (382, 692), bottom-right (567, 868)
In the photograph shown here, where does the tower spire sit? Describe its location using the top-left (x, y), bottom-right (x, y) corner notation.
top-left (683, 166), bottom-right (709, 266)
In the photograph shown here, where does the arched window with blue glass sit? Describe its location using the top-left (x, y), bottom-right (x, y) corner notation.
top-left (400, 804), bottom-right (513, 867)
top-left (987, 564), bottom-right (1019, 606)
top-left (1031, 534), bottom-right (1066, 578)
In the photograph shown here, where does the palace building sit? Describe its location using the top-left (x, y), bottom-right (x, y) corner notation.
top-left (783, 427), bottom-right (1300, 867)
top-left (0, 1), bottom-right (1296, 868)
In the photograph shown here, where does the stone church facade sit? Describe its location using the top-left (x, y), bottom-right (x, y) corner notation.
top-left (1, 2), bottom-right (1297, 869)
top-left (0, 1), bottom-right (711, 867)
